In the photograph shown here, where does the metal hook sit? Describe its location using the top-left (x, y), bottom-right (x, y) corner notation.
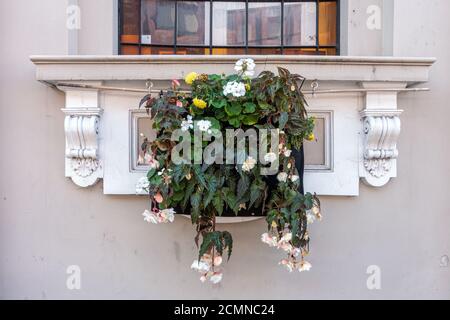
top-left (146, 80), bottom-right (154, 95)
top-left (311, 80), bottom-right (319, 98)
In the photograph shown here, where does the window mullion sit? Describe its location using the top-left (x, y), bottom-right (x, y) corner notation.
top-left (245, 0), bottom-right (249, 54)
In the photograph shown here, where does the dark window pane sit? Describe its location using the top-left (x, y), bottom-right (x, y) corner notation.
top-left (319, 1), bottom-right (337, 46)
top-left (141, 46), bottom-right (175, 55)
top-left (177, 1), bottom-right (210, 46)
top-left (121, 45), bottom-right (140, 55)
top-left (284, 2), bottom-right (317, 46)
top-left (213, 2), bottom-right (246, 46)
top-left (248, 2), bottom-right (281, 46)
top-left (284, 48), bottom-right (320, 55)
top-left (248, 48), bottom-right (282, 55)
top-left (212, 47), bottom-right (246, 55)
top-left (176, 47), bottom-right (210, 55)
top-left (121, 0), bottom-right (140, 43)
top-left (141, 0), bottom-right (175, 46)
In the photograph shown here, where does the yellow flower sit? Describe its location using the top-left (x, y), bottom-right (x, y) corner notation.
top-left (185, 72), bottom-right (198, 85)
top-left (193, 98), bottom-right (207, 109)
top-left (307, 133), bottom-right (315, 141)
top-left (245, 83), bottom-right (251, 91)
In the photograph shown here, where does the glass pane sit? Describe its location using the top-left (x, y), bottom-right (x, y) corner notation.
top-left (121, 45), bottom-right (140, 55)
top-left (284, 2), bottom-right (317, 46)
top-left (319, 1), bottom-right (337, 46)
top-left (304, 117), bottom-right (325, 166)
top-left (212, 2), bottom-right (246, 46)
top-left (212, 47), bottom-right (246, 55)
top-left (248, 48), bottom-right (282, 55)
top-left (248, 2), bottom-right (281, 46)
top-left (137, 117), bottom-right (156, 167)
top-left (284, 48), bottom-right (320, 55)
top-left (121, 0), bottom-right (140, 43)
top-left (141, 46), bottom-right (175, 55)
top-left (176, 47), bottom-right (210, 55)
top-left (177, 1), bottom-right (210, 46)
top-left (141, 0), bottom-right (175, 46)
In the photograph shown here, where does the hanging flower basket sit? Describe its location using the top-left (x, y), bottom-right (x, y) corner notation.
top-left (137, 58), bottom-right (322, 284)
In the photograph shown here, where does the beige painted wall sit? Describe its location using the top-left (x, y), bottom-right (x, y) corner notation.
top-left (0, 0), bottom-right (449, 299)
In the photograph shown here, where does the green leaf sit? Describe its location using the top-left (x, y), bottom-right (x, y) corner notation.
top-left (225, 103), bottom-right (242, 116)
top-left (237, 175), bottom-right (250, 200)
top-left (279, 112), bottom-right (289, 130)
top-left (242, 114), bottom-right (259, 126)
top-left (193, 165), bottom-right (208, 189)
top-left (199, 232), bottom-right (214, 259)
top-left (190, 192), bottom-right (202, 223)
top-left (204, 176), bottom-right (217, 207)
top-left (172, 191), bottom-right (185, 202)
top-left (243, 102), bottom-right (256, 114)
top-left (228, 117), bottom-right (241, 128)
top-left (182, 182), bottom-right (195, 209)
top-left (249, 182), bottom-right (261, 209)
top-left (212, 98), bottom-right (226, 109)
top-left (212, 193), bottom-right (224, 216)
top-left (147, 168), bottom-right (157, 180)
top-left (258, 101), bottom-right (271, 110)
top-left (222, 231), bottom-right (233, 261)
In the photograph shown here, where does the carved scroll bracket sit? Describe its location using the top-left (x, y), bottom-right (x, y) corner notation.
top-left (359, 82), bottom-right (405, 187)
top-left (60, 84), bottom-right (103, 187)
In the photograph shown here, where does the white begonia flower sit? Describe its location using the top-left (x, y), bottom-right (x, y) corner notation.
top-left (242, 156), bottom-right (257, 172)
top-left (306, 211), bottom-right (316, 225)
top-left (196, 120), bottom-right (213, 133)
top-left (181, 115), bottom-right (194, 132)
top-left (298, 261), bottom-right (312, 272)
top-left (277, 172), bottom-right (288, 183)
top-left (280, 232), bottom-right (293, 243)
top-left (142, 210), bottom-right (158, 224)
top-left (264, 152), bottom-right (278, 163)
top-left (191, 260), bottom-right (211, 273)
top-left (278, 241), bottom-right (294, 253)
top-left (210, 272), bottom-right (223, 284)
top-left (223, 81), bottom-right (247, 98)
top-left (284, 149), bottom-right (292, 157)
top-left (290, 175), bottom-right (300, 182)
top-left (261, 233), bottom-right (278, 247)
top-left (136, 176), bottom-right (150, 193)
top-left (160, 208), bottom-right (176, 223)
top-left (279, 259), bottom-right (295, 273)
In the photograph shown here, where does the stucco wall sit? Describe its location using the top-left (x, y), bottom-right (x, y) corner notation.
top-left (0, 0), bottom-right (449, 299)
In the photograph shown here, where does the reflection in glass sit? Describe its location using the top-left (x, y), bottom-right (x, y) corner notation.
top-left (248, 2), bottom-right (281, 46)
top-left (304, 117), bottom-right (325, 166)
top-left (177, 1), bottom-right (210, 45)
top-left (284, 2), bottom-right (317, 46)
top-left (319, 1), bottom-right (337, 46)
top-left (213, 2), bottom-right (246, 46)
top-left (137, 117), bottom-right (156, 167)
top-left (141, 0), bottom-right (175, 45)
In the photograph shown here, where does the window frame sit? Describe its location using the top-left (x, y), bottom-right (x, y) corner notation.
top-left (118, 0), bottom-right (340, 55)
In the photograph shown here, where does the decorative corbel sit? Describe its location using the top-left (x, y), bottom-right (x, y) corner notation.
top-left (359, 82), bottom-right (404, 187)
top-left (60, 84), bottom-right (103, 187)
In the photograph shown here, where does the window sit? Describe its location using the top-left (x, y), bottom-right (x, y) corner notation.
top-left (119, 0), bottom-right (339, 55)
